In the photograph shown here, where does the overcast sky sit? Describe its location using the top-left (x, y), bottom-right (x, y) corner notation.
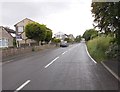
top-left (0, 0), bottom-right (94, 37)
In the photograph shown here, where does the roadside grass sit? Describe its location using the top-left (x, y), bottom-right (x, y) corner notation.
top-left (87, 36), bottom-right (113, 62)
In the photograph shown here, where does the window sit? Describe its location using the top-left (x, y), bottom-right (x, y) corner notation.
top-left (18, 26), bottom-right (24, 32)
top-left (16, 34), bottom-right (22, 41)
top-left (0, 38), bottom-right (8, 47)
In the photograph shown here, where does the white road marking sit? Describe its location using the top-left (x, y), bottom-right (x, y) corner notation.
top-left (15, 80), bottom-right (31, 92)
top-left (62, 51), bottom-right (68, 55)
top-left (101, 62), bottom-right (120, 82)
top-left (62, 52), bottom-right (65, 55)
top-left (45, 56), bottom-right (59, 68)
top-left (85, 44), bottom-right (97, 64)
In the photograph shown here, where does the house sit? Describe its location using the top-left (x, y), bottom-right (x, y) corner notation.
top-left (68, 34), bottom-right (75, 41)
top-left (0, 26), bottom-right (15, 48)
top-left (54, 32), bottom-right (67, 41)
top-left (14, 18), bottom-right (37, 47)
top-left (54, 32), bottom-right (75, 42)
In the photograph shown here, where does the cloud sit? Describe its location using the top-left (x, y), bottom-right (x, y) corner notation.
top-left (0, 0), bottom-right (93, 36)
top-left (1, 2), bottom-right (70, 25)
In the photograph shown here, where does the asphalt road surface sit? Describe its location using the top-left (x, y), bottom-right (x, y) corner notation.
top-left (2, 42), bottom-right (118, 91)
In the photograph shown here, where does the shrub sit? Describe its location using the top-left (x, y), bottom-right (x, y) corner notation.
top-left (105, 43), bottom-right (119, 61)
top-left (13, 37), bottom-right (17, 47)
top-left (83, 29), bottom-right (98, 41)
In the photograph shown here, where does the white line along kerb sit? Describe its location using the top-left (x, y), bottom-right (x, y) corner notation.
top-left (85, 44), bottom-right (97, 64)
top-left (101, 62), bottom-right (120, 82)
top-left (15, 80), bottom-right (31, 92)
top-left (45, 56), bottom-right (59, 68)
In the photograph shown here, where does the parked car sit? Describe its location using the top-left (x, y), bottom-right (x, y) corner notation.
top-left (60, 41), bottom-right (69, 47)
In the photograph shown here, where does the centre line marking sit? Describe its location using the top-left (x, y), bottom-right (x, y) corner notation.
top-left (45, 56), bottom-right (59, 68)
top-left (15, 80), bottom-right (31, 92)
top-left (62, 51), bottom-right (68, 55)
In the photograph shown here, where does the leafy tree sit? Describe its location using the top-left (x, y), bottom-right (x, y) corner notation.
top-left (91, 2), bottom-right (120, 61)
top-left (52, 38), bottom-right (61, 43)
top-left (83, 29), bottom-right (98, 41)
top-left (45, 28), bottom-right (53, 44)
top-left (75, 35), bottom-right (81, 42)
top-left (91, 2), bottom-right (120, 45)
top-left (64, 38), bottom-right (72, 43)
top-left (39, 24), bottom-right (47, 45)
top-left (25, 22), bottom-right (46, 45)
top-left (51, 38), bottom-right (61, 46)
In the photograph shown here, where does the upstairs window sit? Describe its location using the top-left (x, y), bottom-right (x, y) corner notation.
top-left (18, 26), bottom-right (24, 32)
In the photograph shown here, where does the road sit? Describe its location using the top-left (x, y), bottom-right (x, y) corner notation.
top-left (2, 42), bottom-right (118, 91)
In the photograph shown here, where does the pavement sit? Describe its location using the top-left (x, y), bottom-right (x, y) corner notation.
top-left (2, 42), bottom-right (119, 91)
top-left (101, 60), bottom-right (119, 77)
top-left (101, 60), bottom-right (120, 82)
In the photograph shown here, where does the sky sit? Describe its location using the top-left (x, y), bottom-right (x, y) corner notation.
top-left (0, 0), bottom-right (94, 37)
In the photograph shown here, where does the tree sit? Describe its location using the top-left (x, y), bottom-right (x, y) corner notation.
top-left (51, 38), bottom-right (61, 46)
top-left (45, 28), bottom-right (53, 44)
top-left (91, 2), bottom-right (120, 61)
top-left (64, 38), bottom-right (72, 43)
top-left (91, 2), bottom-right (120, 45)
top-left (52, 38), bottom-right (61, 43)
top-left (25, 22), bottom-right (46, 45)
top-left (75, 35), bottom-right (81, 42)
top-left (83, 29), bottom-right (98, 41)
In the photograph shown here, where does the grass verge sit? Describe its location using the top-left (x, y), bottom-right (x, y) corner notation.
top-left (86, 36), bottom-right (113, 62)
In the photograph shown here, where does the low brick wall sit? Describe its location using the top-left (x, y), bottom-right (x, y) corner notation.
top-left (1, 44), bottom-right (56, 58)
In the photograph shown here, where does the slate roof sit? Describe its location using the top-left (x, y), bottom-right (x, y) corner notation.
top-left (4, 27), bottom-right (15, 33)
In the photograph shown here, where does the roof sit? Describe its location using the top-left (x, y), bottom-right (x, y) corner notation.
top-left (4, 27), bottom-right (15, 33)
top-left (0, 26), bottom-right (14, 38)
top-left (54, 32), bottom-right (65, 35)
top-left (14, 18), bottom-right (35, 27)
top-left (0, 26), bottom-right (15, 33)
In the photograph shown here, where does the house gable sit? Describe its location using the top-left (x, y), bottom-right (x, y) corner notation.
top-left (14, 18), bottom-right (35, 27)
top-left (0, 26), bottom-right (14, 47)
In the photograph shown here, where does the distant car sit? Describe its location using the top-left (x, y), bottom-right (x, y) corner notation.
top-left (60, 41), bottom-right (69, 47)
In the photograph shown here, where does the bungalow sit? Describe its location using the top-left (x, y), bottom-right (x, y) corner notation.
top-left (14, 18), bottom-right (37, 47)
top-left (0, 26), bottom-right (15, 48)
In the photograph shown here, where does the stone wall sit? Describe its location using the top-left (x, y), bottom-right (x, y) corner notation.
top-left (1, 44), bottom-right (56, 58)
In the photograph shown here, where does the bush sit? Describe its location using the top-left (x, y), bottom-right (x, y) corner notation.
top-left (51, 38), bottom-right (61, 46)
top-left (105, 43), bottom-right (119, 61)
top-left (83, 29), bottom-right (98, 41)
top-left (13, 38), bottom-right (17, 47)
top-left (75, 35), bottom-right (81, 42)
top-left (87, 36), bottom-right (113, 62)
